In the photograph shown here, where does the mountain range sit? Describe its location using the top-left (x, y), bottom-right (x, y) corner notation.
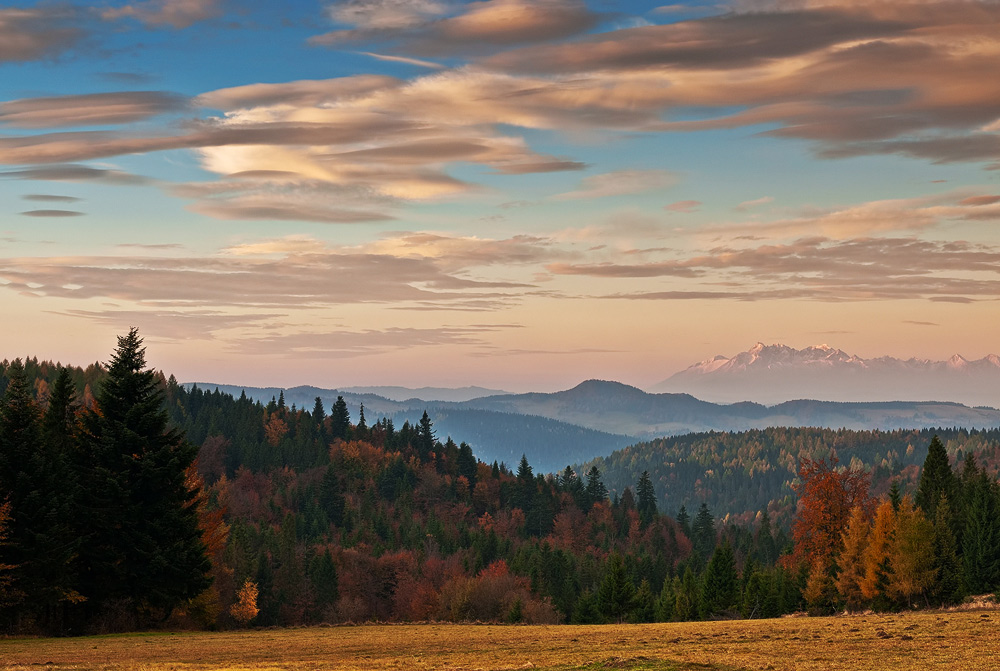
top-left (188, 377), bottom-right (1000, 473)
top-left (652, 342), bottom-right (1000, 407)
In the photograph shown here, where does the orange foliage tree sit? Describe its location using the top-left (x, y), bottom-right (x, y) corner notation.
top-left (787, 457), bottom-right (873, 569)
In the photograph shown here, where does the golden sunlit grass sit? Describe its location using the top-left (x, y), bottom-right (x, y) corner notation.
top-left (2, 609), bottom-right (997, 671)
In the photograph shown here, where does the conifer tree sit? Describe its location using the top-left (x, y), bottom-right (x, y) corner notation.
top-left (835, 505), bottom-right (869, 611)
top-left (330, 396), bottom-right (350, 440)
top-left (692, 503), bottom-right (717, 560)
top-left (584, 466), bottom-right (608, 506)
top-left (0, 360), bottom-right (78, 631)
top-left (861, 500), bottom-right (896, 611)
top-left (930, 494), bottom-right (962, 605)
top-left (597, 552), bottom-right (636, 623)
top-left (655, 576), bottom-right (676, 622)
top-left (961, 471), bottom-right (1000, 595)
top-left (700, 540), bottom-right (738, 617)
top-left (676, 505), bottom-right (691, 539)
top-left (76, 329), bottom-right (210, 625)
top-left (916, 435), bottom-right (956, 520)
top-left (636, 471), bottom-right (657, 526)
top-left (888, 496), bottom-right (936, 607)
top-left (632, 578), bottom-right (656, 623)
top-left (673, 566), bottom-right (699, 621)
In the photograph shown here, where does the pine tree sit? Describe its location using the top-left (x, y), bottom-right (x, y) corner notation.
top-left (916, 435), bottom-right (956, 520)
top-left (931, 494), bottom-right (962, 605)
top-left (416, 410), bottom-right (435, 461)
top-left (632, 579), bottom-right (656, 623)
top-left (585, 466), bottom-right (608, 507)
top-left (961, 471), bottom-right (1000, 595)
top-left (76, 329), bottom-right (211, 625)
top-left (330, 396), bottom-right (350, 440)
top-left (636, 471), bottom-right (657, 526)
top-left (676, 505), bottom-right (691, 540)
top-left (655, 576), bottom-right (676, 622)
top-left (596, 553), bottom-right (636, 623)
top-left (692, 503), bottom-right (716, 560)
top-left (673, 566), bottom-right (699, 621)
top-left (0, 360), bottom-right (78, 631)
top-left (700, 540), bottom-right (738, 617)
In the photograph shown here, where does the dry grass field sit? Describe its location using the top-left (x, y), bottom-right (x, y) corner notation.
top-left (2, 609), bottom-right (997, 671)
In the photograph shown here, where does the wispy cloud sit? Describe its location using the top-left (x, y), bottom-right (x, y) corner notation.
top-left (0, 91), bottom-right (188, 129)
top-left (553, 170), bottom-right (678, 200)
top-left (19, 209), bottom-right (84, 217)
top-left (0, 7), bottom-right (83, 62)
top-left (102, 0), bottom-right (224, 29)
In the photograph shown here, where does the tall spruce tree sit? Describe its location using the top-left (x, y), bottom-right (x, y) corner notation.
top-left (692, 503), bottom-right (717, 560)
top-left (76, 329), bottom-right (210, 625)
top-left (636, 471), bottom-right (657, 526)
top-left (916, 435), bottom-right (956, 519)
top-left (330, 396), bottom-right (350, 440)
top-left (961, 471), bottom-right (1000, 595)
top-left (0, 360), bottom-right (78, 632)
top-left (596, 552), bottom-right (636, 623)
top-left (701, 540), bottom-right (738, 617)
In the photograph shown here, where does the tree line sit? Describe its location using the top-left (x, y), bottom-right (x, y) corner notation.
top-left (2, 331), bottom-right (999, 635)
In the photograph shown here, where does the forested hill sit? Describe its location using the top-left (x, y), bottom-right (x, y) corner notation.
top-left (186, 378), bottom-right (1000, 473)
top-left (182, 382), bottom-right (635, 472)
top-left (584, 427), bottom-right (1000, 527)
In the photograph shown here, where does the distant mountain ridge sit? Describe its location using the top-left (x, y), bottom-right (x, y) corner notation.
top-left (186, 376), bottom-right (1000, 474)
top-left (652, 342), bottom-right (1000, 406)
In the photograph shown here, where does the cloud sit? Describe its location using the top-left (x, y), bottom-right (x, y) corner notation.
top-left (229, 325), bottom-right (507, 358)
top-left (702, 191), bottom-right (1000, 239)
top-left (312, 0), bottom-right (601, 53)
top-left (325, 0), bottom-right (449, 32)
top-left (54, 309), bottom-right (282, 340)
top-left (195, 75), bottom-right (402, 110)
top-left (903, 320), bottom-right (939, 327)
top-left (358, 51), bottom-right (445, 69)
top-left (735, 196), bottom-right (774, 211)
top-left (553, 169), bottom-right (678, 200)
top-left (0, 164), bottom-right (152, 185)
top-left (188, 197), bottom-right (394, 224)
top-left (563, 236), bottom-right (1000, 302)
top-left (0, 231), bottom-right (545, 311)
top-left (0, 7), bottom-right (83, 62)
top-left (0, 91), bottom-right (188, 129)
top-left (22, 194), bottom-right (82, 203)
top-left (102, 0), bottom-right (224, 29)
top-left (665, 200), bottom-right (701, 213)
top-left (19, 209), bottom-right (84, 217)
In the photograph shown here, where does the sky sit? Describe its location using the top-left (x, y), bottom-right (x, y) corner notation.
top-left (1, 0), bottom-right (999, 392)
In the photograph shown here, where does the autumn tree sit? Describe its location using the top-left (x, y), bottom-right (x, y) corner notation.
top-left (835, 505), bottom-right (869, 611)
top-left (789, 458), bottom-right (872, 569)
top-left (861, 500), bottom-right (896, 611)
top-left (229, 579), bottom-right (259, 625)
top-left (888, 496), bottom-right (936, 607)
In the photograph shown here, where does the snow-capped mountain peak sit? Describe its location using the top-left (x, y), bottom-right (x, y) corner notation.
top-left (651, 343), bottom-right (1000, 407)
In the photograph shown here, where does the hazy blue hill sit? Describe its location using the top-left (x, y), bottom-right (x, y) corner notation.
top-left (452, 379), bottom-right (1000, 438)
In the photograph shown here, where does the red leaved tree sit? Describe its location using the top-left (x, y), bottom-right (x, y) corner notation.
top-left (786, 457), bottom-right (873, 569)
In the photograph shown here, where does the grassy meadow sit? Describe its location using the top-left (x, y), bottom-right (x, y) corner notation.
top-left (2, 609), bottom-right (997, 671)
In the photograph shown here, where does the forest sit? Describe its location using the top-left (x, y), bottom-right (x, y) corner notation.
top-left (1, 331), bottom-right (999, 636)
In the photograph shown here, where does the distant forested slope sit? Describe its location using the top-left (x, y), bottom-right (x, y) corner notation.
top-left (585, 427), bottom-right (1000, 526)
